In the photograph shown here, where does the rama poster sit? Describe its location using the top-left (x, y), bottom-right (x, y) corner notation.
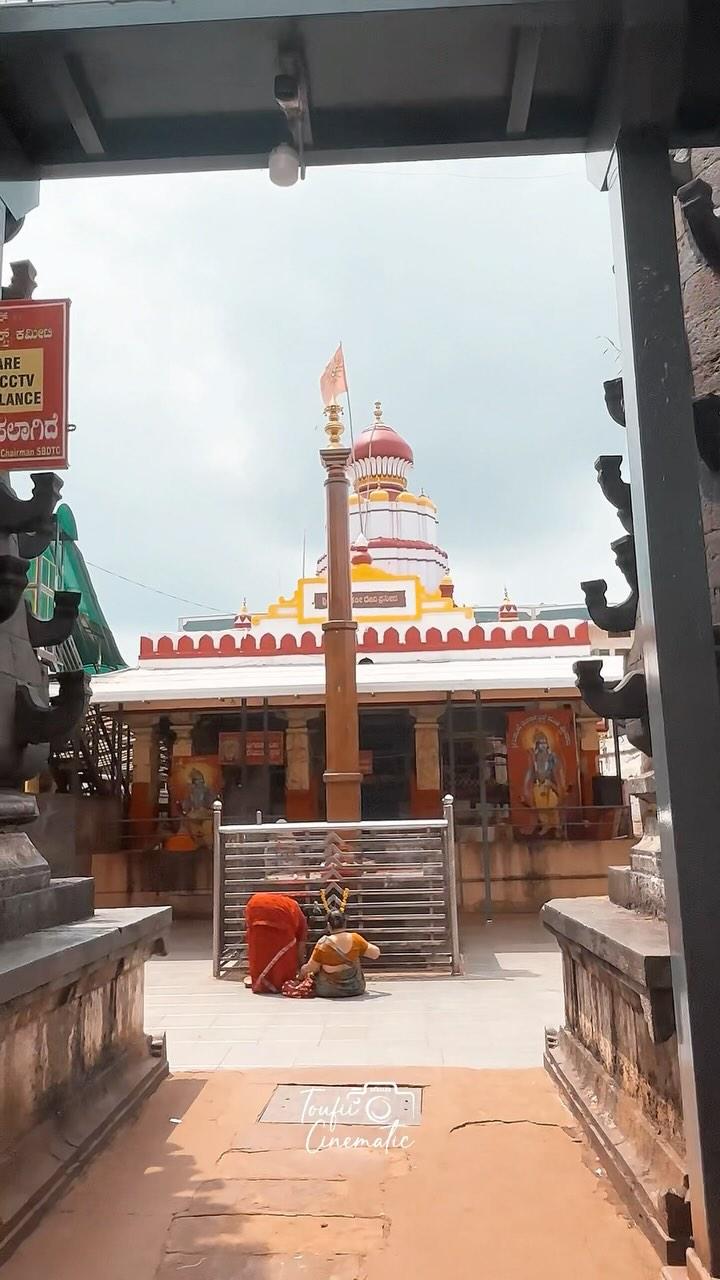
top-left (0, 300), bottom-right (70, 471)
top-left (169, 755), bottom-right (221, 850)
top-left (506, 710), bottom-right (578, 838)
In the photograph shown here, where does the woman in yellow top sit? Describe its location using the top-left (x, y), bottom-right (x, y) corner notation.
top-left (301, 904), bottom-right (380, 998)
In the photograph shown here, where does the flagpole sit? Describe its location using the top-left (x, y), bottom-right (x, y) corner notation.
top-left (339, 341), bottom-right (356, 448)
top-left (339, 341), bottom-right (364, 536)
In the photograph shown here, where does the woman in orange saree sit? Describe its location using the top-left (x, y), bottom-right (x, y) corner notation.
top-left (245, 892), bottom-right (308, 994)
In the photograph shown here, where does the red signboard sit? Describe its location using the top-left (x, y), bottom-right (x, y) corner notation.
top-left (220, 731), bottom-right (285, 766)
top-left (0, 299), bottom-right (70, 471)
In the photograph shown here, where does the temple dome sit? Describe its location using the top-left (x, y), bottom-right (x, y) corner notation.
top-left (351, 402), bottom-right (414, 496)
top-left (351, 403), bottom-right (414, 466)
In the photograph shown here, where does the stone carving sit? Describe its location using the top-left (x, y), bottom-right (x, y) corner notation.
top-left (0, 466), bottom-right (86, 798)
top-left (25, 590), bottom-right (80, 649)
top-left (676, 177), bottom-right (720, 275)
top-left (595, 455), bottom-right (632, 531)
top-left (0, 553), bottom-right (30, 624)
top-left (603, 377), bottom-right (625, 426)
top-left (581, 533), bottom-right (638, 633)
top-left (0, 473), bottom-right (63, 533)
top-left (692, 393), bottom-right (720, 471)
top-left (16, 670), bottom-right (89, 750)
top-left (1, 259), bottom-right (37, 301)
top-left (573, 658), bottom-right (651, 756)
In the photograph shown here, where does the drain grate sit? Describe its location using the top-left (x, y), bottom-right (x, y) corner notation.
top-left (260, 1083), bottom-right (423, 1126)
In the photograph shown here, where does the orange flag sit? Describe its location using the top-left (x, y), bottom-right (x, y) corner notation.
top-left (320, 345), bottom-right (347, 407)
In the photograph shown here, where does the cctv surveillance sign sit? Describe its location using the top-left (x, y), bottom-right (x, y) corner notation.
top-left (0, 299), bottom-right (70, 471)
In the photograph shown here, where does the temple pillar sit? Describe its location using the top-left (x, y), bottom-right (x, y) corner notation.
top-left (170, 716), bottom-right (195, 760)
top-left (128, 721), bottom-right (158, 830)
top-left (285, 710), bottom-right (316, 820)
top-left (411, 708), bottom-right (442, 818)
top-left (578, 716), bottom-right (599, 808)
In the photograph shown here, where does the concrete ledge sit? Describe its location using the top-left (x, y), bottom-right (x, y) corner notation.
top-left (0, 906), bottom-right (171, 1004)
top-left (0, 877), bottom-right (94, 943)
top-left (545, 1030), bottom-right (689, 1265)
top-left (0, 1043), bottom-right (169, 1264)
top-left (542, 895), bottom-right (671, 989)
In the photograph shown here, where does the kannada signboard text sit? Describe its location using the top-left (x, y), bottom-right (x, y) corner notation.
top-left (0, 300), bottom-right (70, 471)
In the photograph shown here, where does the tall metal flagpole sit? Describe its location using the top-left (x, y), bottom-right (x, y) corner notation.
top-left (339, 341), bottom-right (357, 448)
top-left (339, 341), bottom-right (365, 537)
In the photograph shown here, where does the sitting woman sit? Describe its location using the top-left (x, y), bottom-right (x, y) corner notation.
top-left (301, 894), bottom-right (380, 998)
top-left (245, 892), bottom-right (308, 994)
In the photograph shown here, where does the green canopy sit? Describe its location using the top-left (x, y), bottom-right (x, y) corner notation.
top-left (25, 503), bottom-right (125, 674)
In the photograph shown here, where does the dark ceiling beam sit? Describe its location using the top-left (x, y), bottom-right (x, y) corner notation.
top-left (506, 26), bottom-right (542, 134)
top-left (586, 0), bottom-right (687, 190)
top-left (0, 0), bottom-right (603, 37)
top-left (46, 55), bottom-right (105, 156)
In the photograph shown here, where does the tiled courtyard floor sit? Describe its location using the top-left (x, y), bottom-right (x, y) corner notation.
top-left (146, 914), bottom-right (564, 1071)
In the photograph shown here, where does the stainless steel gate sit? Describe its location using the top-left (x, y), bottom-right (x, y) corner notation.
top-left (212, 797), bottom-right (460, 978)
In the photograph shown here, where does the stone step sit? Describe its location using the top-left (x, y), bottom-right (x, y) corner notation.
top-left (158, 1253), bottom-right (366, 1278)
top-left (180, 1176), bottom-right (384, 1217)
top-left (218, 1146), bottom-right (409, 1180)
top-left (167, 1213), bottom-right (386, 1258)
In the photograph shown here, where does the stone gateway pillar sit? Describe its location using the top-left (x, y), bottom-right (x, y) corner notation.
top-left (545, 142), bottom-right (720, 1274)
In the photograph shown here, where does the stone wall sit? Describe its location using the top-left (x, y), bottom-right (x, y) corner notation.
top-left (459, 832), bottom-right (632, 912)
top-left (0, 937), bottom-right (155, 1151)
top-left (678, 149), bottom-right (720, 625)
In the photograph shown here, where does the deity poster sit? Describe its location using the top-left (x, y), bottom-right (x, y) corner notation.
top-left (506, 710), bottom-right (578, 838)
top-left (0, 300), bottom-right (70, 471)
top-left (169, 755), bottom-right (221, 850)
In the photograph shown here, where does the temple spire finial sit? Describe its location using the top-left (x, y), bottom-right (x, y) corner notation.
top-left (374, 400), bottom-right (383, 422)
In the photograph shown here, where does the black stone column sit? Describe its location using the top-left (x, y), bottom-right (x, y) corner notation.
top-left (610, 131), bottom-right (720, 1277)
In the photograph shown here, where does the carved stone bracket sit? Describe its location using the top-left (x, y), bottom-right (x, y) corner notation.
top-left (595, 456), bottom-right (632, 531)
top-left (17, 520), bottom-right (57, 560)
top-left (692, 393), bottom-right (720, 471)
top-left (603, 378), bottom-right (625, 426)
top-left (25, 590), bottom-right (80, 649)
top-left (676, 177), bottom-right (720, 275)
top-left (0, 473), bottom-right (63, 534)
top-left (603, 379), bottom-right (720, 474)
top-left (574, 658), bottom-right (651, 756)
top-left (0, 553), bottom-right (29, 623)
top-left (581, 534), bottom-right (638, 634)
top-left (15, 670), bottom-right (90, 748)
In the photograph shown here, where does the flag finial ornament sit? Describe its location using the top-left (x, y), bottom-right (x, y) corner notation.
top-left (324, 401), bottom-right (345, 447)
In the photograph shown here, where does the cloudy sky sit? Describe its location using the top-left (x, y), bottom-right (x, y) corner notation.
top-left (8, 153), bottom-right (627, 664)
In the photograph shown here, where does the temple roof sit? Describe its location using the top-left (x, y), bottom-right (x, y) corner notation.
top-left (89, 652), bottom-right (624, 708)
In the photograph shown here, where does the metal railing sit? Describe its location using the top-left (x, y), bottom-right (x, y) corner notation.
top-left (212, 796), bottom-right (461, 980)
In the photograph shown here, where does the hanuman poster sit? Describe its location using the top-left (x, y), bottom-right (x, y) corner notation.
top-left (506, 710), bottom-right (578, 838)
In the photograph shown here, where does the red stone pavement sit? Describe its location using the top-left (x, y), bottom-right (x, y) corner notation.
top-left (1, 1067), bottom-right (659, 1280)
